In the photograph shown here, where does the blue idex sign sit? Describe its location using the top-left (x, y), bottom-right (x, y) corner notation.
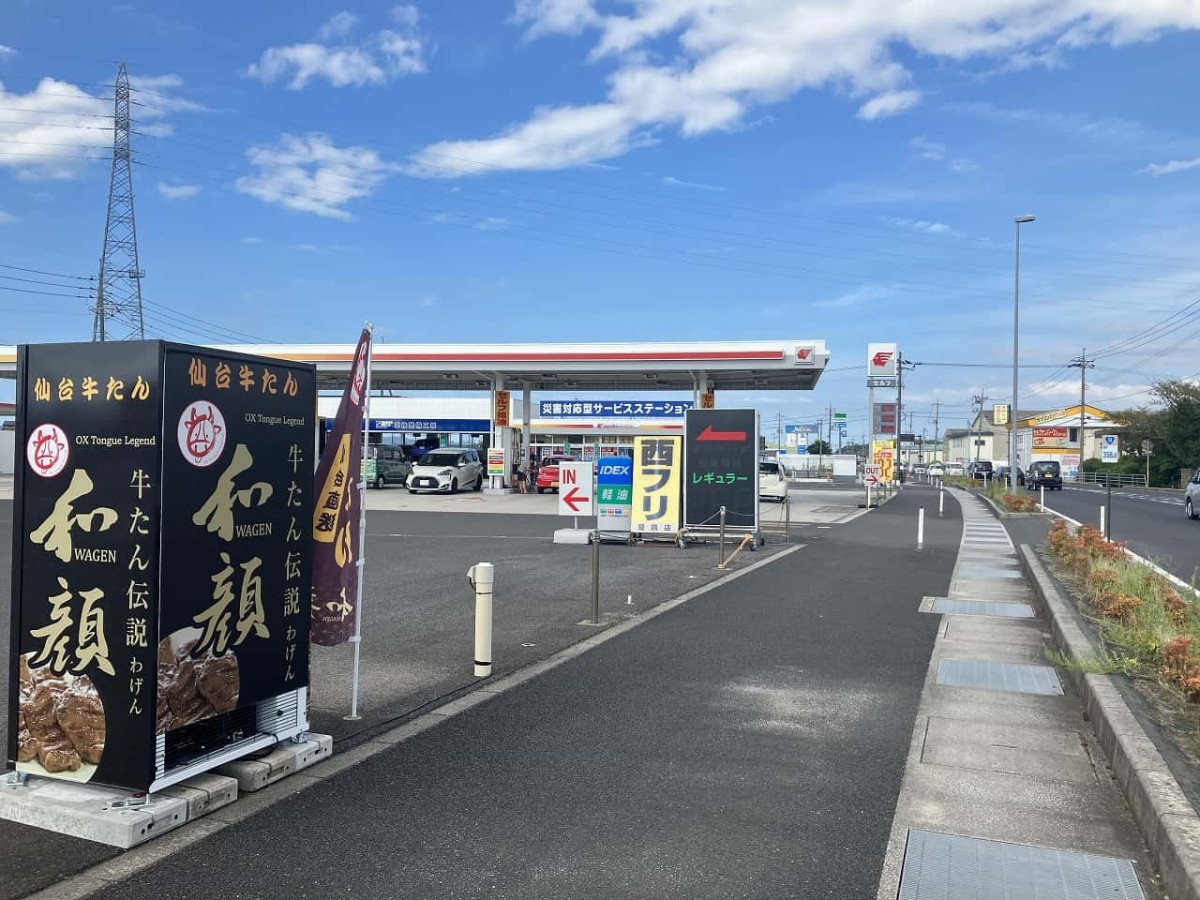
top-left (597, 456), bottom-right (634, 535)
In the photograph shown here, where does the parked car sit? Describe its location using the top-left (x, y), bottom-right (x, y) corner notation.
top-left (366, 444), bottom-right (411, 489)
top-left (967, 460), bottom-right (994, 481)
top-left (1185, 470), bottom-right (1200, 519)
top-left (535, 455), bottom-right (578, 493)
top-left (406, 448), bottom-right (483, 493)
top-left (1027, 460), bottom-right (1063, 491)
top-left (758, 460), bottom-right (788, 502)
top-left (927, 463), bottom-right (945, 477)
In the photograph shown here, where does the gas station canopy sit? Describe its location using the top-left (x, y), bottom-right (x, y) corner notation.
top-left (0, 340), bottom-right (830, 392)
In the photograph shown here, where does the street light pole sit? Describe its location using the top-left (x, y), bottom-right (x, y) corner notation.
top-left (1010, 214), bottom-right (1035, 494)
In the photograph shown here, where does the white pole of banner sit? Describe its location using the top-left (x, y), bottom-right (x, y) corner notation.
top-left (346, 323), bottom-right (374, 721)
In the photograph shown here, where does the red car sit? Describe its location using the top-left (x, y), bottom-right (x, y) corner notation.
top-left (535, 456), bottom-right (577, 493)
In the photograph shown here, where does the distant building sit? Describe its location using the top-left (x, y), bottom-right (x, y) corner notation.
top-left (944, 404), bottom-right (1118, 476)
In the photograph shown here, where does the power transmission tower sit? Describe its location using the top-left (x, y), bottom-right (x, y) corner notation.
top-left (94, 62), bottom-right (145, 341)
top-left (1068, 349), bottom-right (1095, 462)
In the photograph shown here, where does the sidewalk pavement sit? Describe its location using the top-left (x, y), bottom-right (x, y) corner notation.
top-left (877, 488), bottom-right (1158, 898)
top-left (25, 489), bottom-right (960, 900)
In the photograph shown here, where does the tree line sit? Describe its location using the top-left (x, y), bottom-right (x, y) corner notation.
top-left (1096, 379), bottom-right (1200, 487)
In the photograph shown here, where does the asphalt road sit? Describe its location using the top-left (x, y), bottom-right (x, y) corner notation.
top-left (76, 487), bottom-right (959, 900)
top-left (1040, 485), bottom-right (1200, 582)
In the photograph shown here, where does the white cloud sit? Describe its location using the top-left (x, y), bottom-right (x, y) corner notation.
top-left (418, 294), bottom-right (436, 307)
top-left (317, 12), bottom-right (359, 41)
top-left (246, 9), bottom-right (426, 89)
top-left (236, 132), bottom-right (397, 220)
top-left (662, 174), bottom-right (724, 191)
top-left (241, 236), bottom-right (264, 244)
top-left (947, 101), bottom-right (1151, 143)
top-left (0, 210), bottom-right (15, 223)
top-left (156, 181), bottom-right (200, 199)
top-left (1140, 158), bottom-right (1200, 177)
top-left (885, 216), bottom-right (963, 238)
top-left (910, 136), bottom-right (945, 161)
top-left (815, 285), bottom-right (889, 309)
top-left (0, 45), bottom-right (16, 59)
top-left (0, 75), bottom-right (202, 179)
top-left (476, 216), bottom-right (510, 230)
top-left (412, 1), bottom-right (1200, 176)
top-left (857, 90), bottom-right (921, 121)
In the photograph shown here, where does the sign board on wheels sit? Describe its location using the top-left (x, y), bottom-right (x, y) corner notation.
top-left (597, 456), bottom-right (633, 537)
top-left (9, 341), bottom-right (315, 792)
top-left (684, 408), bottom-right (758, 530)
top-left (1101, 434), bottom-right (1120, 464)
top-left (557, 461), bottom-right (595, 516)
top-left (632, 437), bottom-right (682, 534)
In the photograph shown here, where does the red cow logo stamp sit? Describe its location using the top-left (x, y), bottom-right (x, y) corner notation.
top-left (871, 351), bottom-right (894, 369)
top-left (26, 424), bottom-right (68, 478)
top-left (177, 401), bottom-right (227, 467)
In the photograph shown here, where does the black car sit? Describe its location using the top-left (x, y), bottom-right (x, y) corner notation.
top-left (968, 461), bottom-right (993, 480)
top-left (1027, 460), bottom-right (1063, 491)
top-left (996, 465), bottom-right (1025, 487)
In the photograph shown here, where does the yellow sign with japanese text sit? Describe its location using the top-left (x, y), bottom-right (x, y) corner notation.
top-left (632, 436), bottom-right (681, 534)
top-left (872, 439), bottom-right (895, 482)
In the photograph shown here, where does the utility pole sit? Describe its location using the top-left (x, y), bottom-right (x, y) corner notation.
top-left (776, 412), bottom-right (782, 455)
top-left (932, 399), bottom-right (941, 463)
top-left (95, 62), bottom-right (146, 341)
top-left (1069, 349), bottom-right (1095, 466)
top-left (971, 393), bottom-right (988, 463)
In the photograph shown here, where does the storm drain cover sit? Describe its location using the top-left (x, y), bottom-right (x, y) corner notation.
top-left (937, 658), bottom-right (1063, 695)
top-left (930, 599), bottom-right (1036, 618)
top-left (899, 830), bottom-right (1144, 899)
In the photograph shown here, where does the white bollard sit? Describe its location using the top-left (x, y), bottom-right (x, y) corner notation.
top-left (917, 507), bottom-right (925, 551)
top-left (1040, 485), bottom-right (1045, 512)
top-left (938, 487), bottom-right (944, 518)
top-left (468, 562), bottom-right (494, 677)
top-left (1099, 506), bottom-right (1106, 537)
top-left (867, 484), bottom-right (872, 509)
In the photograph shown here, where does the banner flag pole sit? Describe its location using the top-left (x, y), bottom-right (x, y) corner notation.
top-left (346, 322), bottom-right (374, 720)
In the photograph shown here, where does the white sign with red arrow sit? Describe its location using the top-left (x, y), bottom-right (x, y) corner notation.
top-left (558, 461), bottom-right (595, 517)
top-left (864, 465), bottom-right (881, 488)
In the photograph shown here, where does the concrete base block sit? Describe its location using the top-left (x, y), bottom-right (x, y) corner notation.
top-left (0, 775), bottom-right (204, 848)
top-left (553, 528), bottom-right (592, 545)
top-left (160, 772), bottom-right (238, 819)
top-left (215, 733), bottom-right (333, 793)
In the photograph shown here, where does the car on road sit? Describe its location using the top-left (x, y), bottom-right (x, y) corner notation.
top-left (535, 455), bottom-right (578, 493)
top-left (1185, 470), bottom-right (1200, 519)
top-left (759, 459), bottom-right (788, 502)
top-left (927, 463), bottom-right (945, 477)
top-left (1027, 460), bottom-right (1063, 491)
top-left (406, 448), bottom-right (483, 494)
top-left (366, 444), bottom-right (411, 489)
top-left (995, 465), bottom-right (1025, 487)
top-left (967, 460), bottom-right (993, 481)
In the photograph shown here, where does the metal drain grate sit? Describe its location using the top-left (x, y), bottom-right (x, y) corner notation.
top-left (930, 598), bottom-right (1036, 618)
top-left (937, 658), bottom-right (1063, 695)
top-left (899, 830), bottom-right (1144, 899)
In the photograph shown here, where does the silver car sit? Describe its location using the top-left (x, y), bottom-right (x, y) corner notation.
top-left (1185, 470), bottom-right (1200, 519)
top-left (406, 448), bottom-right (484, 494)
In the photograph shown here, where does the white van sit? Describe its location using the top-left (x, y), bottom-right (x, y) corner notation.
top-left (758, 460), bottom-right (789, 502)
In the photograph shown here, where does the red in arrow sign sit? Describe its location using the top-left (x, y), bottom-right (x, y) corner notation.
top-left (696, 425), bottom-right (747, 442)
top-left (561, 486), bottom-right (589, 512)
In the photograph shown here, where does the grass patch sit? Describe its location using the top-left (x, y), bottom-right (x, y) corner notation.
top-left (1044, 646), bottom-right (1136, 675)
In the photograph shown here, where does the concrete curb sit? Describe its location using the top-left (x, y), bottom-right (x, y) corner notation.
top-left (976, 493), bottom-right (1052, 519)
top-left (1019, 544), bottom-right (1200, 900)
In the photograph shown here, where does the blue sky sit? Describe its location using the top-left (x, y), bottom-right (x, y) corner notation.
top-left (3, 0), bottom-right (1200, 441)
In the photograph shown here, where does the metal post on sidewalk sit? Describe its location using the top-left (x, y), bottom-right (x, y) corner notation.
top-left (917, 507), bottom-right (925, 551)
top-left (718, 506), bottom-right (727, 567)
top-left (468, 562), bottom-right (494, 677)
top-left (591, 528), bottom-right (601, 625)
top-left (867, 484), bottom-right (872, 509)
top-left (938, 485), bottom-right (944, 518)
top-left (1100, 505), bottom-right (1106, 539)
top-left (784, 493), bottom-right (791, 541)
top-left (1040, 485), bottom-right (1045, 512)
top-left (1106, 477), bottom-right (1113, 540)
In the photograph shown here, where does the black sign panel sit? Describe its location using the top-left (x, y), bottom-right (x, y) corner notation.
top-left (158, 347), bottom-right (315, 733)
top-left (9, 342), bottom-right (163, 790)
top-left (7, 341), bottom-right (315, 791)
top-left (684, 408), bottom-right (759, 530)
